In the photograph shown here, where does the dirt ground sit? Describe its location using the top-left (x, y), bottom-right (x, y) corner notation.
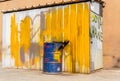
top-left (0, 66), bottom-right (119, 81)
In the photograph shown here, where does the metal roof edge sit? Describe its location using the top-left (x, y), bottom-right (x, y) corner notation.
top-left (2, 0), bottom-right (104, 13)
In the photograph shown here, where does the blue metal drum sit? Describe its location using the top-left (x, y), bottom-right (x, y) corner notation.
top-left (43, 42), bottom-right (63, 74)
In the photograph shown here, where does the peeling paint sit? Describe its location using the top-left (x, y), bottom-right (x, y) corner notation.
top-left (2, 2), bottom-right (102, 73)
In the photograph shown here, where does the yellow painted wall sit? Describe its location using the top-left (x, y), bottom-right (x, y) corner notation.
top-left (49, 3), bottom-right (89, 73)
top-left (44, 3), bottom-right (90, 73)
top-left (10, 14), bottom-right (20, 67)
top-left (0, 0), bottom-right (71, 63)
top-left (1, 0), bottom-right (118, 70)
top-left (5, 3), bottom-right (90, 73)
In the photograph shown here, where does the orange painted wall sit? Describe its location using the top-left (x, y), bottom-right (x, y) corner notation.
top-left (103, 0), bottom-right (120, 68)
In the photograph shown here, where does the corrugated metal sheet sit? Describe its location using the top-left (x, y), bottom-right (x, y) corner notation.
top-left (2, 2), bottom-right (103, 73)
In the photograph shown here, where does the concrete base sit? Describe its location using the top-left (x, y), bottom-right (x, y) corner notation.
top-left (0, 66), bottom-right (120, 81)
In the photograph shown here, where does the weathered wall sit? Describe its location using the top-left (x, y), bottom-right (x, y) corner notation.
top-left (0, 0), bottom-right (103, 73)
top-left (0, 0), bottom-right (71, 62)
top-left (1, 0), bottom-right (120, 69)
top-left (103, 0), bottom-right (120, 69)
top-left (1, 1), bottom-right (93, 73)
